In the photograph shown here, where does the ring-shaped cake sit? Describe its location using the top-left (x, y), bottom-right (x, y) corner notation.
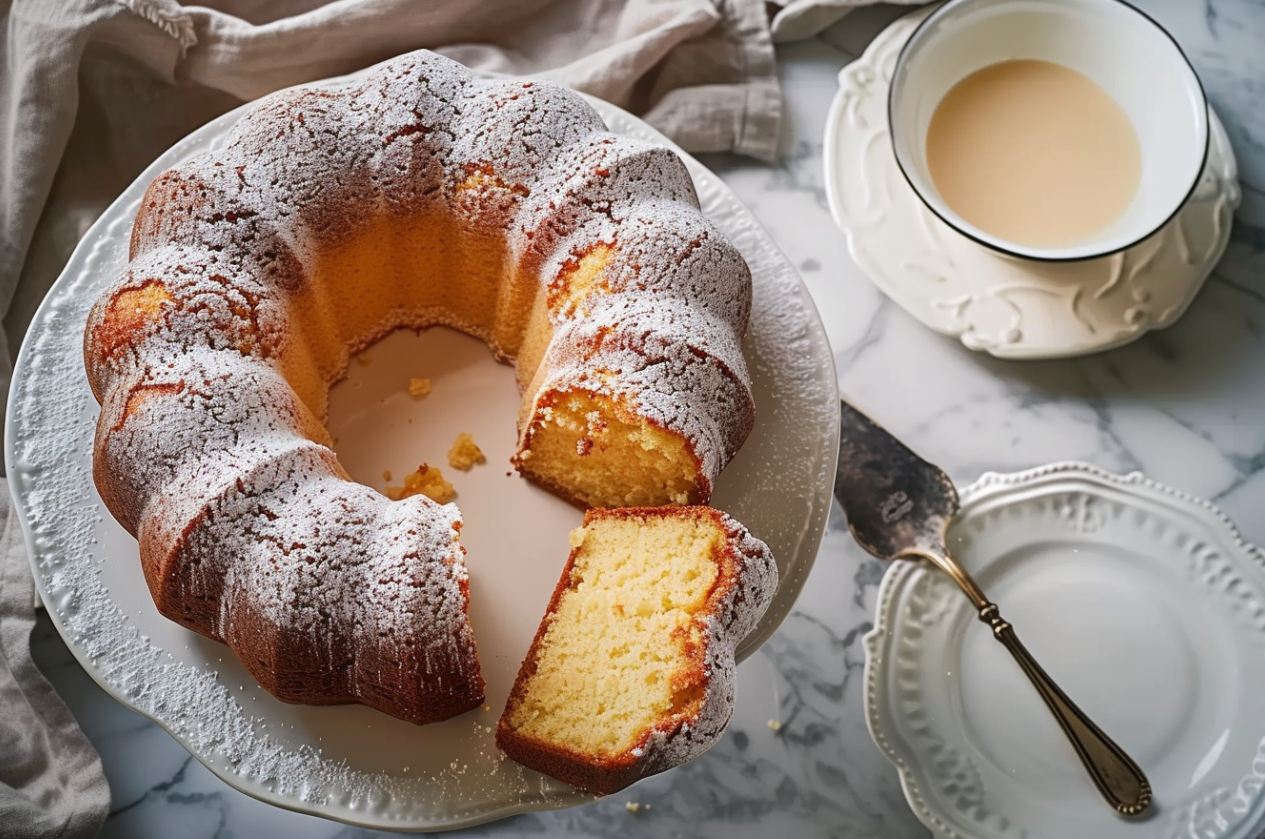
top-left (83, 51), bottom-right (757, 725)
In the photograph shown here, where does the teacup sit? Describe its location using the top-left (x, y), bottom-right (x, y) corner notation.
top-left (888, 0), bottom-right (1208, 262)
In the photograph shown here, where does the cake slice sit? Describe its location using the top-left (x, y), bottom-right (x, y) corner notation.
top-left (496, 506), bottom-right (777, 794)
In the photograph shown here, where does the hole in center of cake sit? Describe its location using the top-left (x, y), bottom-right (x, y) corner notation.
top-left (324, 324), bottom-right (584, 708)
top-left (326, 325), bottom-right (515, 499)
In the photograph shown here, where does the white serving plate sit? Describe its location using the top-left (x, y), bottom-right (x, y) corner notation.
top-left (824, 7), bottom-right (1240, 359)
top-left (3, 77), bottom-right (839, 831)
top-left (865, 462), bottom-right (1265, 839)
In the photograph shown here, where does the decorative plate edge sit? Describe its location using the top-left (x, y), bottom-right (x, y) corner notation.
top-left (821, 7), bottom-right (1241, 362)
top-left (863, 561), bottom-right (965, 839)
top-left (965, 461), bottom-right (1265, 574)
top-left (863, 459), bottom-right (1265, 839)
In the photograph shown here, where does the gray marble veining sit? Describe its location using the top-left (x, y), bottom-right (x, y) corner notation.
top-left (30, 1), bottom-right (1265, 836)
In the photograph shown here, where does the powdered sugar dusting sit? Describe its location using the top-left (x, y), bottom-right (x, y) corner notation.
top-left (531, 297), bottom-right (754, 486)
top-left (84, 48), bottom-right (760, 728)
top-left (7, 63), bottom-right (836, 830)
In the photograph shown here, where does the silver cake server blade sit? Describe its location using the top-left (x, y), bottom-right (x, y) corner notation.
top-left (835, 399), bottom-right (1151, 817)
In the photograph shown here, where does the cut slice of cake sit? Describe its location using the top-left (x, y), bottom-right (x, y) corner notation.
top-left (496, 506), bottom-right (778, 794)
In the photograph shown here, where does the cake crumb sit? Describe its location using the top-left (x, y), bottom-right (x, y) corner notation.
top-left (385, 464), bottom-right (455, 503)
top-left (625, 802), bottom-right (641, 814)
top-left (357, 354), bottom-right (373, 367)
top-left (447, 432), bottom-right (486, 470)
top-left (767, 719), bottom-right (782, 732)
top-left (382, 470), bottom-right (393, 482)
top-left (408, 377), bottom-right (432, 398)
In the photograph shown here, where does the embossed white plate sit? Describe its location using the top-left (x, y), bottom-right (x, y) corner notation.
top-left (3, 76), bottom-right (839, 830)
top-left (824, 9), bottom-right (1241, 359)
top-left (864, 463), bottom-right (1265, 839)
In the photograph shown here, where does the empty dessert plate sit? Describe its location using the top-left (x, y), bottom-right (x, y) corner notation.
top-left (865, 462), bottom-right (1265, 839)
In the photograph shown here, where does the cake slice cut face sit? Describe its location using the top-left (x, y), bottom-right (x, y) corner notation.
top-left (514, 389), bottom-right (701, 508)
top-left (496, 507), bottom-right (777, 794)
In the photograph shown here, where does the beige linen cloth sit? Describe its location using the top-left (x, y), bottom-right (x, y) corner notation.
top-left (0, 0), bottom-right (903, 835)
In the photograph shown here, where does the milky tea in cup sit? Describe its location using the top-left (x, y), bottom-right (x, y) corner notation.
top-left (925, 59), bottom-right (1141, 249)
top-left (888, 0), bottom-right (1208, 262)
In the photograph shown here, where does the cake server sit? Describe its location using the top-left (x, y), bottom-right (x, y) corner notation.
top-left (834, 399), bottom-right (1152, 817)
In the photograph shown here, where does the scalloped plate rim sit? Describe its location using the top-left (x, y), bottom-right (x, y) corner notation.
top-left (863, 460), bottom-right (1265, 839)
top-left (821, 8), bottom-right (1240, 361)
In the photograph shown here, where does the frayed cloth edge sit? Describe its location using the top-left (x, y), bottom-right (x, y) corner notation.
top-left (112, 0), bottom-right (197, 52)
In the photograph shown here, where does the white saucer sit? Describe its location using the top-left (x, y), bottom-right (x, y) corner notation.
top-left (864, 463), bottom-right (1265, 839)
top-left (823, 8), bottom-right (1241, 360)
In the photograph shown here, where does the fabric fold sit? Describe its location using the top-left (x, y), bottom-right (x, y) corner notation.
top-left (1, 482), bottom-right (111, 838)
top-left (3, 0), bottom-right (792, 388)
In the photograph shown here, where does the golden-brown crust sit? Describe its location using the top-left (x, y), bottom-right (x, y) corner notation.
top-left (496, 724), bottom-right (650, 796)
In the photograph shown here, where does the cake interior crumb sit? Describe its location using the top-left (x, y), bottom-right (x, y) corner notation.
top-left (385, 464), bottom-right (455, 503)
top-left (408, 377), bottom-right (432, 398)
top-left (504, 513), bottom-right (720, 754)
top-left (448, 432), bottom-right (486, 471)
top-left (520, 391), bottom-right (698, 507)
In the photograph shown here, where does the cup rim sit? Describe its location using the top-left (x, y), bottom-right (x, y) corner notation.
top-left (886, 0), bottom-right (1210, 263)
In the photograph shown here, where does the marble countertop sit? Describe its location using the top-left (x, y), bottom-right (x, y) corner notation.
top-left (31, 1), bottom-right (1265, 836)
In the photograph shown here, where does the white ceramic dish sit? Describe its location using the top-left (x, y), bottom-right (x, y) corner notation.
top-left (3, 80), bottom-right (839, 831)
top-left (864, 462), bottom-right (1265, 839)
top-left (825, 7), bottom-right (1240, 359)
top-left (889, 0), bottom-right (1208, 262)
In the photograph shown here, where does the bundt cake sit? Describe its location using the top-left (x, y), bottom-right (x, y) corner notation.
top-left (496, 506), bottom-right (777, 794)
top-left (83, 50), bottom-right (757, 724)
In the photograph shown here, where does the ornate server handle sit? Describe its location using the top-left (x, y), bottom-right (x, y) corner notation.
top-left (916, 549), bottom-right (1153, 816)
